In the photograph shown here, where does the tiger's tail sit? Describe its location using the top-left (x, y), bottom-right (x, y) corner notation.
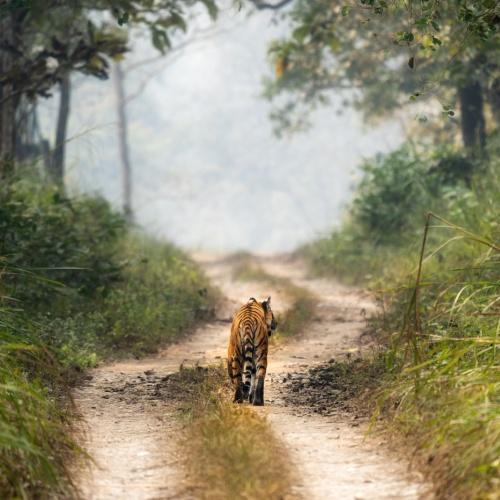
top-left (241, 324), bottom-right (254, 400)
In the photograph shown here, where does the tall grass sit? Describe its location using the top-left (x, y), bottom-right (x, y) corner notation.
top-left (302, 138), bottom-right (500, 498)
top-left (41, 235), bottom-right (215, 365)
top-left (373, 216), bottom-right (499, 499)
top-left (0, 307), bottom-right (80, 498)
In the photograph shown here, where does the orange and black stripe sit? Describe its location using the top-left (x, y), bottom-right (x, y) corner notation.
top-left (227, 297), bottom-right (276, 406)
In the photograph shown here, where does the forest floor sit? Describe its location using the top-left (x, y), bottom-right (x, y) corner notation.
top-left (72, 254), bottom-right (432, 499)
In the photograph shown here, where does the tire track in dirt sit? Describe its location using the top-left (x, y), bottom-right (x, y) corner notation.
top-left (73, 253), bottom-right (430, 499)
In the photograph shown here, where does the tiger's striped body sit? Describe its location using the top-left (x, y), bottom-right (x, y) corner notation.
top-left (227, 297), bottom-right (277, 405)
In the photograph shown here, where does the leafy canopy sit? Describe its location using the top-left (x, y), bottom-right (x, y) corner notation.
top-left (265, 0), bottom-right (500, 134)
top-left (0, 0), bottom-right (219, 100)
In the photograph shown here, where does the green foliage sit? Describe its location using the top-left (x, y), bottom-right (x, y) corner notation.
top-left (0, 0), bottom-right (219, 101)
top-left (303, 138), bottom-right (500, 498)
top-left (0, 309), bottom-right (80, 498)
top-left (265, 0), bottom-right (499, 137)
top-left (352, 147), bottom-right (431, 241)
top-left (99, 236), bottom-right (213, 357)
top-left (1, 4), bottom-right (128, 103)
top-left (0, 180), bottom-right (215, 497)
top-left (304, 140), bottom-right (495, 280)
top-left (0, 181), bottom-right (125, 307)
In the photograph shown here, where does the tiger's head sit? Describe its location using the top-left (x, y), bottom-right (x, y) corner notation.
top-left (261, 296), bottom-right (277, 336)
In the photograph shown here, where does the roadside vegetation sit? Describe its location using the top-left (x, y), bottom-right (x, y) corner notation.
top-left (232, 257), bottom-right (317, 341)
top-left (171, 365), bottom-right (295, 499)
top-left (0, 178), bottom-right (214, 498)
top-left (302, 136), bottom-right (500, 499)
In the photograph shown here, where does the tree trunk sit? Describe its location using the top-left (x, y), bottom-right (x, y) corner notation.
top-left (50, 73), bottom-right (71, 186)
top-left (458, 80), bottom-right (486, 153)
top-left (488, 77), bottom-right (500, 126)
top-left (0, 15), bottom-right (16, 176)
top-left (113, 61), bottom-right (133, 223)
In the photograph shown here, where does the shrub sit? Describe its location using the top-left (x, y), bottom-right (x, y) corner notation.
top-left (101, 236), bottom-right (213, 356)
top-left (0, 181), bottom-right (125, 310)
top-left (351, 146), bottom-right (432, 243)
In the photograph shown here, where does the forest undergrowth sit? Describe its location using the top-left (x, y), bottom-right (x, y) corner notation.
top-left (0, 177), bottom-right (214, 498)
top-left (303, 136), bottom-right (500, 499)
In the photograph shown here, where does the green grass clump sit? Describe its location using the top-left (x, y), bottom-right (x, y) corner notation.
top-left (372, 216), bottom-right (500, 499)
top-left (0, 310), bottom-right (81, 498)
top-left (36, 235), bottom-right (214, 367)
top-left (99, 236), bottom-right (214, 357)
top-left (302, 137), bottom-right (500, 499)
top-left (177, 365), bottom-right (296, 499)
top-left (0, 179), bottom-right (215, 497)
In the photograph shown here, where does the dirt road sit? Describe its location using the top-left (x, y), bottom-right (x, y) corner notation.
top-left (73, 254), bottom-right (430, 499)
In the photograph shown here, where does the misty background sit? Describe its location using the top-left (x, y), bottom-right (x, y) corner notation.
top-left (39, 8), bottom-right (403, 252)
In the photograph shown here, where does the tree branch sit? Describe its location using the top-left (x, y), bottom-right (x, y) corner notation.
top-left (247, 0), bottom-right (294, 10)
top-left (123, 22), bottom-right (236, 103)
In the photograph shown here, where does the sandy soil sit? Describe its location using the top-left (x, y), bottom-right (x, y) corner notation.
top-left (72, 254), bottom-right (431, 499)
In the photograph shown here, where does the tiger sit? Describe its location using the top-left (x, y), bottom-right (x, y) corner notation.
top-left (227, 296), bottom-right (277, 406)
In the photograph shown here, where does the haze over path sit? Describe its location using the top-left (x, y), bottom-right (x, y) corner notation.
top-left (39, 7), bottom-right (403, 252)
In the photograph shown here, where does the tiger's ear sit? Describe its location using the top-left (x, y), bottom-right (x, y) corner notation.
top-left (262, 296), bottom-right (271, 310)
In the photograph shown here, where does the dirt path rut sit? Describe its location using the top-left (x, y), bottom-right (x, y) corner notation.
top-left (73, 254), bottom-right (430, 499)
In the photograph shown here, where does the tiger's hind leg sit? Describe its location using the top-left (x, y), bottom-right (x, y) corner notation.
top-left (229, 356), bottom-right (244, 403)
top-left (251, 377), bottom-right (265, 406)
top-left (234, 382), bottom-right (244, 403)
top-left (249, 367), bottom-right (257, 402)
top-left (252, 359), bottom-right (267, 406)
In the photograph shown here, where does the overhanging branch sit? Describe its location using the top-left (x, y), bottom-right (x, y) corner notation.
top-left (247, 0), bottom-right (294, 10)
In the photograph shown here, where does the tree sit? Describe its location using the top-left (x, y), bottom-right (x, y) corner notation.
top-left (0, 0), bottom-right (218, 178)
top-left (0, 10), bottom-right (17, 170)
top-left (113, 61), bottom-right (133, 222)
top-left (0, 4), bottom-right (128, 178)
top-left (264, 0), bottom-right (500, 153)
top-left (50, 73), bottom-right (71, 186)
top-left (110, 21), bottom-right (226, 222)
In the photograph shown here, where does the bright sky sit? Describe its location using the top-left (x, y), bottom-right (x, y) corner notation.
top-left (40, 7), bottom-right (403, 252)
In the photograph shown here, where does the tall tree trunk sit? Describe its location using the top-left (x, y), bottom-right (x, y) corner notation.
top-left (50, 73), bottom-right (71, 186)
top-left (458, 80), bottom-right (486, 154)
top-left (0, 15), bottom-right (16, 176)
top-left (488, 77), bottom-right (500, 127)
top-left (113, 61), bottom-right (133, 223)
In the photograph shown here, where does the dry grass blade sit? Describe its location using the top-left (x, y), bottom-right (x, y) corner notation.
top-left (176, 366), bottom-right (298, 500)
